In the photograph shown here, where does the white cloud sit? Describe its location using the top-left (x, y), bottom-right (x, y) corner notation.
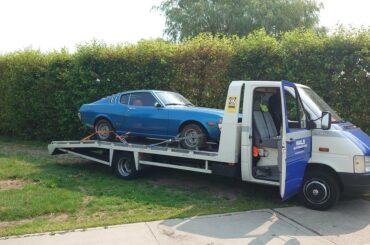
top-left (0, 0), bottom-right (165, 53)
top-left (319, 0), bottom-right (370, 29)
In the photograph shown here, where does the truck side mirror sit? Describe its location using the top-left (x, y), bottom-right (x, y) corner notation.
top-left (321, 111), bottom-right (331, 130)
top-left (154, 102), bottom-right (162, 108)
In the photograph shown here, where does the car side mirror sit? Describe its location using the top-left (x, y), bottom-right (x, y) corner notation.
top-left (154, 102), bottom-right (162, 108)
top-left (321, 111), bottom-right (331, 130)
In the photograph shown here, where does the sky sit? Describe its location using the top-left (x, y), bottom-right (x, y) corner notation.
top-left (0, 0), bottom-right (369, 53)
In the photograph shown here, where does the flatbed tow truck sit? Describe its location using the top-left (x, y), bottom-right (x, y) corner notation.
top-left (48, 80), bottom-right (370, 210)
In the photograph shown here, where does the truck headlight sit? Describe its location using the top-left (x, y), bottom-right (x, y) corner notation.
top-left (366, 156), bottom-right (370, 172)
top-left (353, 155), bottom-right (368, 173)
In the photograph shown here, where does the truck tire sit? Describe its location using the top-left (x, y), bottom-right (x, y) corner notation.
top-left (112, 152), bottom-right (138, 180)
top-left (299, 170), bottom-right (340, 210)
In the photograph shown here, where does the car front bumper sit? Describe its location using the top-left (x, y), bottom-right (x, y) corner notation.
top-left (339, 172), bottom-right (370, 195)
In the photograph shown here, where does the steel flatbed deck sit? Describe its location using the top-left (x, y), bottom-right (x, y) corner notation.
top-left (48, 140), bottom-right (223, 174)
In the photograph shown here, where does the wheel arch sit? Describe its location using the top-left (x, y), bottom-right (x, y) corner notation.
top-left (178, 120), bottom-right (209, 137)
top-left (306, 163), bottom-right (343, 191)
top-left (94, 115), bottom-right (115, 129)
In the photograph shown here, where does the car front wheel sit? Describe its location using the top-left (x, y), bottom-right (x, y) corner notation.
top-left (180, 123), bottom-right (207, 150)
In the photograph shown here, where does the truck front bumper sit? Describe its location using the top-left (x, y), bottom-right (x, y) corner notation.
top-left (339, 172), bottom-right (370, 195)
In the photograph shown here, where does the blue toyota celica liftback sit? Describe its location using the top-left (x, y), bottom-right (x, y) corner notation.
top-left (79, 90), bottom-right (224, 149)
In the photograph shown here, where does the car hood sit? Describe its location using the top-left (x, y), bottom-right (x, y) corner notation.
top-left (166, 106), bottom-right (224, 117)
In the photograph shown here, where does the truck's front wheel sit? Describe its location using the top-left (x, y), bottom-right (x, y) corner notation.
top-left (299, 170), bottom-right (340, 210)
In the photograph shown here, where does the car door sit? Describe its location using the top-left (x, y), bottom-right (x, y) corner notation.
top-left (126, 92), bottom-right (168, 137)
top-left (280, 80), bottom-right (312, 200)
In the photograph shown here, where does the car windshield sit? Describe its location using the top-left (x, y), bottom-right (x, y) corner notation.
top-left (298, 86), bottom-right (343, 123)
top-left (155, 91), bottom-right (194, 106)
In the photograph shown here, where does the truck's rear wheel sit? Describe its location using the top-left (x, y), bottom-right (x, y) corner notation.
top-left (113, 152), bottom-right (138, 180)
top-left (299, 170), bottom-right (340, 210)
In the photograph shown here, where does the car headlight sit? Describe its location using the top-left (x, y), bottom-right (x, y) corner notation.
top-left (353, 155), bottom-right (370, 173)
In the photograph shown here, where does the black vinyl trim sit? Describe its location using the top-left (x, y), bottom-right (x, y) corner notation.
top-left (338, 172), bottom-right (370, 195)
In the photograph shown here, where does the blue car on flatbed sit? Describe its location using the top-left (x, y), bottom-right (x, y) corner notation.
top-left (79, 90), bottom-right (224, 149)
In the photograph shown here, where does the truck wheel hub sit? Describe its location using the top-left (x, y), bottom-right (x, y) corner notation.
top-left (304, 180), bottom-right (329, 204)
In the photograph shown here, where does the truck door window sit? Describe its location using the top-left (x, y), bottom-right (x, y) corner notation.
top-left (285, 89), bottom-right (306, 129)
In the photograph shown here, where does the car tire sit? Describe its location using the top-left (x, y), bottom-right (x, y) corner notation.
top-left (299, 170), bottom-right (340, 211)
top-left (112, 152), bottom-right (138, 180)
top-left (180, 123), bottom-right (207, 150)
top-left (95, 119), bottom-right (114, 141)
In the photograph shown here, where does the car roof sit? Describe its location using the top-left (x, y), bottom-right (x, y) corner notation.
top-left (120, 90), bottom-right (172, 95)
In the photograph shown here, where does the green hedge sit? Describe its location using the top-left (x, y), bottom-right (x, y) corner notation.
top-left (0, 29), bottom-right (369, 140)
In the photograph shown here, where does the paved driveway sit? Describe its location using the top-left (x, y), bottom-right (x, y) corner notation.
top-left (1, 199), bottom-right (369, 245)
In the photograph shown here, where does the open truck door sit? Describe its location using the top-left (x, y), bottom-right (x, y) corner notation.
top-left (280, 80), bottom-right (312, 200)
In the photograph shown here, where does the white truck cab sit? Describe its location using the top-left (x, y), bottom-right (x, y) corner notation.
top-left (48, 80), bottom-right (370, 210)
top-left (221, 80), bottom-right (370, 210)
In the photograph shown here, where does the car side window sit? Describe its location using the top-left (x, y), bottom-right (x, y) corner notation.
top-left (129, 92), bottom-right (157, 107)
top-left (110, 96), bottom-right (115, 103)
top-left (120, 94), bottom-right (130, 105)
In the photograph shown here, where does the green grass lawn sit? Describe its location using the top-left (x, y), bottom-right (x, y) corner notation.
top-left (0, 138), bottom-right (292, 237)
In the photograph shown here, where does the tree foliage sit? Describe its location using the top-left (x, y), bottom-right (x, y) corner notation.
top-left (0, 29), bottom-right (369, 140)
top-left (157, 0), bottom-right (322, 41)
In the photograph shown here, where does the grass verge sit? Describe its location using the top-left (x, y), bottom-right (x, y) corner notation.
top-left (0, 138), bottom-right (292, 237)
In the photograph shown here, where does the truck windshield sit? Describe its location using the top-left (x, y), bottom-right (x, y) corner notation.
top-left (298, 87), bottom-right (343, 123)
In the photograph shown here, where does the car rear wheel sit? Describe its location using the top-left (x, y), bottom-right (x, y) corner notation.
top-left (180, 123), bottom-right (207, 150)
top-left (95, 119), bottom-right (114, 141)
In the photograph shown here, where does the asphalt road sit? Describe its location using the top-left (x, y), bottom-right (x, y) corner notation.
top-left (1, 199), bottom-right (369, 245)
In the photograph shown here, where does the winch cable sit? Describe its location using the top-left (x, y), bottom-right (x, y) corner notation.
top-left (149, 134), bottom-right (202, 148)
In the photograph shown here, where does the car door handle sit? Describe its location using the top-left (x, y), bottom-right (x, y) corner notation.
top-left (287, 138), bottom-right (294, 144)
top-left (128, 107), bottom-right (136, 110)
